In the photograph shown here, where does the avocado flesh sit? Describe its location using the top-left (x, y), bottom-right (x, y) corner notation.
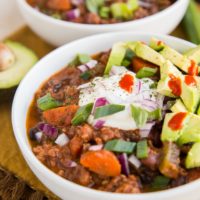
top-left (104, 42), bottom-right (127, 75)
top-left (160, 46), bottom-right (192, 74)
top-left (162, 112), bottom-right (200, 145)
top-left (184, 45), bottom-right (200, 64)
top-left (185, 142), bottom-right (200, 169)
top-left (149, 37), bottom-right (165, 51)
top-left (178, 114), bottom-right (200, 145)
top-left (171, 99), bottom-right (188, 113)
top-left (0, 41), bottom-right (38, 89)
top-left (161, 112), bottom-right (190, 142)
top-left (134, 42), bottom-right (165, 66)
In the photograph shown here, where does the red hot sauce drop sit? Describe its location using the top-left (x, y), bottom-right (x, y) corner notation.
top-left (119, 74), bottom-right (134, 93)
top-left (168, 112), bottom-right (187, 131)
top-left (168, 74), bottom-right (182, 96)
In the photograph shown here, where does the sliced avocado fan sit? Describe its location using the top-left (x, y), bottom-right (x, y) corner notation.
top-left (0, 41), bottom-right (38, 89)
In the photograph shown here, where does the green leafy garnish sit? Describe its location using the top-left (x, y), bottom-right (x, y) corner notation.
top-left (136, 67), bottom-right (158, 78)
top-left (151, 176), bottom-right (170, 190)
top-left (37, 93), bottom-right (62, 111)
top-left (149, 108), bottom-right (162, 121)
top-left (86, 0), bottom-right (105, 13)
top-left (71, 103), bottom-right (93, 125)
top-left (136, 140), bottom-right (148, 159)
top-left (94, 104), bottom-right (125, 119)
top-left (122, 59), bottom-right (131, 67)
top-left (104, 139), bottom-right (136, 154)
top-left (131, 105), bottom-right (149, 128)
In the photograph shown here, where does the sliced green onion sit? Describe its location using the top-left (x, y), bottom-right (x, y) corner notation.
top-left (70, 53), bottom-right (91, 66)
top-left (124, 48), bottom-right (135, 61)
top-left (80, 71), bottom-right (92, 80)
top-left (127, 0), bottom-right (139, 11)
top-left (86, 0), bottom-right (105, 13)
top-left (131, 105), bottom-right (149, 128)
top-left (37, 93), bottom-right (62, 111)
top-left (71, 103), bottom-right (93, 125)
top-left (148, 108), bottom-right (162, 121)
top-left (122, 59), bottom-right (131, 67)
top-left (136, 67), bottom-right (158, 78)
top-left (99, 6), bottom-right (110, 19)
top-left (136, 140), bottom-right (148, 159)
top-left (151, 176), bottom-right (170, 190)
top-left (111, 3), bottom-right (132, 20)
top-left (104, 139), bottom-right (136, 154)
top-left (94, 104), bottom-right (125, 119)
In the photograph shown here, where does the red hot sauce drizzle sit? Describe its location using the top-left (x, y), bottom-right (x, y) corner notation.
top-left (168, 74), bottom-right (182, 96)
top-left (184, 75), bottom-right (197, 86)
top-left (168, 112), bottom-right (187, 131)
top-left (119, 74), bottom-right (134, 93)
top-left (188, 60), bottom-right (198, 76)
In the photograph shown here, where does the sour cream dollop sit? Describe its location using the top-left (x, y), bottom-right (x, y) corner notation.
top-left (78, 66), bottom-right (164, 130)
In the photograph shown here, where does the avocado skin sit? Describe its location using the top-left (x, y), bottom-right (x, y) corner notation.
top-left (0, 87), bottom-right (16, 103)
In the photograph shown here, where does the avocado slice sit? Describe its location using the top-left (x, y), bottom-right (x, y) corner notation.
top-left (185, 142), bottom-right (200, 169)
top-left (159, 46), bottom-right (193, 74)
top-left (171, 99), bottom-right (188, 113)
top-left (0, 41), bottom-right (38, 89)
top-left (161, 112), bottom-right (190, 142)
top-left (149, 37), bottom-right (165, 51)
top-left (184, 45), bottom-right (200, 64)
top-left (134, 42), bottom-right (165, 67)
top-left (104, 42), bottom-right (127, 75)
top-left (160, 60), bottom-right (182, 80)
top-left (157, 77), bottom-right (176, 97)
top-left (178, 114), bottom-right (200, 145)
top-left (181, 81), bottom-right (200, 113)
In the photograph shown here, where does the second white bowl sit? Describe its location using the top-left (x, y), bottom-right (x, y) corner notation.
top-left (17, 0), bottom-right (189, 46)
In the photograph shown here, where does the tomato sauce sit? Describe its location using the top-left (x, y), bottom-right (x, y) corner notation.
top-left (119, 74), bottom-right (134, 93)
top-left (168, 112), bottom-right (187, 131)
top-left (188, 60), bottom-right (198, 76)
top-left (168, 74), bottom-right (182, 96)
top-left (184, 75), bottom-right (197, 86)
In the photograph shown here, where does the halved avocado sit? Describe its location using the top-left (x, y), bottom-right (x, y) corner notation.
top-left (0, 41), bottom-right (38, 102)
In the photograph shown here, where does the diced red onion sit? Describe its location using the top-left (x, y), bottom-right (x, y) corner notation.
top-left (136, 80), bottom-right (142, 94)
top-left (69, 161), bottom-right (78, 167)
top-left (89, 144), bottom-right (103, 151)
top-left (118, 153), bottom-right (130, 176)
top-left (37, 123), bottom-right (58, 140)
top-left (55, 133), bottom-right (69, 146)
top-left (78, 64), bottom-right (88, 72)
top-left (138, 0), bottom-right (152, 8)
top-left (128, 154), bottom-right (141, 169)
top-left (85, 60), bottom-right (97, 69)
top-left (35, 131), bottom-right (43, 142)
top-left (71, 0), bottom-right (84, 6)
top-left (66, 9), bottom-right (80, 20)
top-left (92, 97), bottom-right (109, 114)
top-left (94, 120), bottom-right (105, 129)
top-left (140, 122), bottom-right (155, 138)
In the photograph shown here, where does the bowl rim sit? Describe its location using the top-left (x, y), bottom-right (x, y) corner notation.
top-left (17, 0), bottom-right (188, 30)
top-left (12, 32), bottom-right (200, 199)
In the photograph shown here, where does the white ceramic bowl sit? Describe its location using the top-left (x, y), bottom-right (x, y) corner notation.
top-left (17, 0), bottom-right (189, 46)
top-left (12, 32), bottom-right (200, 200)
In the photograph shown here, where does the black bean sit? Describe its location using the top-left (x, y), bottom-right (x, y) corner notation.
top-left (29, 127), bottom-right (39, 141)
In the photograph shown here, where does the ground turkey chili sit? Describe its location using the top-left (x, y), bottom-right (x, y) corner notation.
top-left (27, 0), bottom-right (176, 25)
top-left (27, 39), bottom-right (200, 193)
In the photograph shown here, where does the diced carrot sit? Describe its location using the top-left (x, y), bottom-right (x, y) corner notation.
top-left (80, 150), bottom-right (121, 177)
top-left (132, 57), bottom-right (159, 73)
top-left (47, 0), bottom-right (71, 11)
top-left (42, 105), bottom-right (78, 126)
